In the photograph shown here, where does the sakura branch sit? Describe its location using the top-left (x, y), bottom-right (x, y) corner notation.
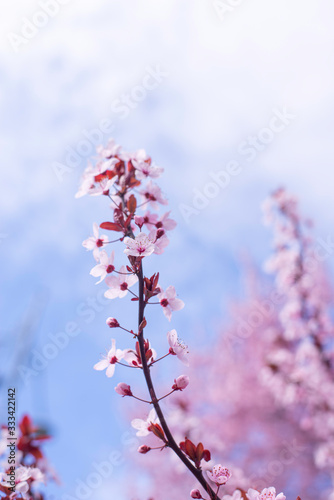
top-left (76, 138), bottom-right (231, 499)
top-left (262, 188), bottom-right (334, 479)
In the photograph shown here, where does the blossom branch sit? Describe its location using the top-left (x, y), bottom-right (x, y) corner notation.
top-left (136, 261), bottom-right (220, 499)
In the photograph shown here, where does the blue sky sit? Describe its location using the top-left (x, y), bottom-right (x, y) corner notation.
top-left (1, 1), bottom-right (334, 498)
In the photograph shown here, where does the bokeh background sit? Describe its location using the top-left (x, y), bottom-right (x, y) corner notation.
top-left (1, 1), bottom-right (334, 498)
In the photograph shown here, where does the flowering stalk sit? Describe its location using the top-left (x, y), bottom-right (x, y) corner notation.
top-left (77, 138), bottom-right (227, 499)
top-left (136, 261), bottom-right (218, 499)
top-left (262, 188), bottom-right (334, 475)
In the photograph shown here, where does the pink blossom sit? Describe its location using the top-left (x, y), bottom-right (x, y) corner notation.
top-left (115, 383), bottom-right (132, 397)
top-left (206, 465), bottom-right (231, 485)
top-left (29, 467), bottom-right (45, 486)
top-left (131, 409), bottom-right (159, 437)
top-left (76, 158), bottom-right (118, 198)
top-left (93, 158), bottom-right (118, 176)
top-left (124, 233), bottom-right (156, 257)
top-left (89, 175), bottom-right (116, 196)
top-left (134, 161), bottom-right (164, 180)
top-left (97, 139), bottom-right (122, 158)
top-left (167, 329), bottom-right (189, 366)
top-left (104, 266), bottom-right (138, 299)
top-left (142, 210), bottom-right (159, 228)
top-left (3, 465), bottom-right (31, 494)
top-left (82, 223), bottom-right (108, 261)
top-left (140, 180), bottom-right (168, 209)
top-left (246, 487), bottom-right (286, 500)
top-left (172, 375), bottom-right (190, 391)
top-left (155, 211), bottom-right (177, 231)
top-left (94, 339), bottom-right (125, 378)
top-left (130, 148), bottom-right (150, 163)
top-left (153, 234), bottom-right (169, 255)
top-left (149, 229), bottom-right (170, 255)
top-left (90, 250), bottom-right (115, 284)
top-left (159, 286), bottom-right (185, 321)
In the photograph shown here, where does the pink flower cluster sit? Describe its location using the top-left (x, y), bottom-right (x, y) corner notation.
top-left (0, 415), bottom-right (54, 499)
top-left (78, 142), bottom-right (297, 500)
top-left (262, 188), bottom-right (334, 473)
top-left (123, 189), bottom-right (332, 500)
top-left (78, 138), bottom-right (233, 498)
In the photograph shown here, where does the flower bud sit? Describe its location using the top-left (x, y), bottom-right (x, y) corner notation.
top-left (115, 383), bottom-right (132, 397)
top-left (156, 229), bottom-right (165, 239)
top-left (172, 375), bottom-right (189, 391)
top-left (138, 445), bottom-right (151, 454)
top-left (106, 317), bottom-right (119, 328)
top-left (190, 490), bottom-right (202, 499)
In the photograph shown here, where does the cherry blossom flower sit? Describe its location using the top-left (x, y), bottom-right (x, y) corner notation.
top-left (129, 148), bottom-right (150, 164)
top-left (97, 138), bottom-right (122, 158)
top-left (93, 157), bottom-right (118, 176)
top-left (104, 266), bottom-right (138, 299)
top-left (155, 211), bottom-right (177, 232)
top-left (90, 250), bottom-right (115, 284)
top-left (206, 465), bottom-right (231, 486)
top-left (124, 233), bottom-right (156, 257)
top-left (115, 383), bottom-right (132, 397)
top-left (246, 487), bottom-right (286, 500)
top-left (134, 161), bottom-right (164, 180)
top-left (82, 223), bottom-right (108, 261)
top-left (140, 180), bottom-right (168, 209)
top-left (142, 210), bottom-right (159, 228)
top-left (158, 286), bottom-right (185, 321)
top-left (1, 465), bottom-right (31, 495)
top-left (94, 339), bottom-right (125, 378)
top-left (149, 229), bottom-right (170, 255)
top-left (172, 375), bottom-right (189, 391)
top-left (167, 329), bottom-right (189, 366)
top-left (153, 235), bottom-right (169, 255)
top-left (90, 176), bottom-right (116, 196)
top-left (131, 409), bottom-right (159, 437)
top-left (30, 467), bottom-right (45, 486)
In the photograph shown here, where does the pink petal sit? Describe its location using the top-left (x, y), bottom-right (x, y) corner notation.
top-left (106, 364), bottom-right (116, 378)
top-left (94, 359), bottom-right (109, 371)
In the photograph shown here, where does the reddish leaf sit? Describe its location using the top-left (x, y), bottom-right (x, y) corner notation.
top-left (139, 318), bottom-right (147, 332)
top-left (100, 222), bottom-right (123, 232)
top-left (127, 194), bottom-right (137, 214)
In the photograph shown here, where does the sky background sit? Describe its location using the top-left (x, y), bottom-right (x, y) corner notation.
top-left (1, 1), bottom-right (334, 498)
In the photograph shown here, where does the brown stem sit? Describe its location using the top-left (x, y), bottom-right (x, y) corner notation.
top-left (136, 262), bottom-right (219, 499)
